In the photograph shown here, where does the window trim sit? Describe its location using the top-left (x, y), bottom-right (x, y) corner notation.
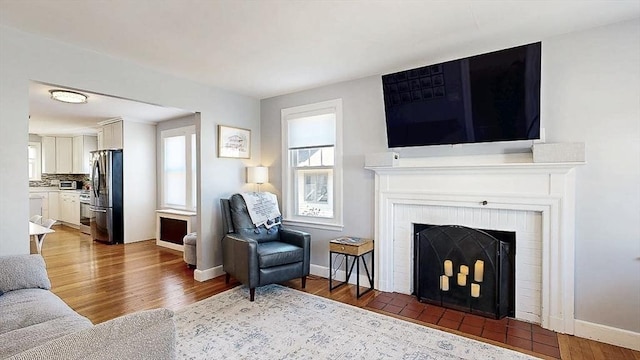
top-left (281, 99), bottom-right (343, 231)
top-left (160, 125), bottom-right (196, 211)
top-left (28, 142), bottom-right (42, 181)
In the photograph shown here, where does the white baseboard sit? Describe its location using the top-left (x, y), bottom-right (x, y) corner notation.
top-left (310, 264), bottom-right (374, 289)
top-left (194, 265), bottom-right (224, 282)
top-left (574, 319), bottom-right (640, 351)
top-left (156, 239), bottom-right (184, 252)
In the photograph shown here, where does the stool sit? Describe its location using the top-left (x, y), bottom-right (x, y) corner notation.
top-left (183, 232), bottom-right (197, 268)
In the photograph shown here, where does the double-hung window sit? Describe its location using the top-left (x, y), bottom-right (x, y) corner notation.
top-left (28, 142), bottom-right (42, 181)
top-left (281, 99), bottom-right (343, 230)
top-left (161, 126), bottom-right (196, 211)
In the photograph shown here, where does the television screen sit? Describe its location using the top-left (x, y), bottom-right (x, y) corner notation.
top-left (382, 42), bottom-right (541, 148)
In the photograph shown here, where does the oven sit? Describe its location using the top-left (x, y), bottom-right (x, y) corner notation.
top-left (79, 192), bottom-right (91, 234)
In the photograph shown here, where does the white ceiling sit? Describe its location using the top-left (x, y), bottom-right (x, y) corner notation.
top-left (28, 82), bottom-right (194, 136)
top-left (2, 1), bottom-right (639, 101)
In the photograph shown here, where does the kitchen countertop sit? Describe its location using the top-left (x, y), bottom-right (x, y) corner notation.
top-left (29, 187), bottom-right (59, 192)
top-left (29, 187), bottom-right (87, 194)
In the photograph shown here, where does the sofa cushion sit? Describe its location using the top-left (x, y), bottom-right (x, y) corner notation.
top-left (8, 309), bottom-right (175, 360)
top-left (0, 289), bottom-right (93, 358)
top-left (0, 254), bottom-right (51, 294)
top-left (0, 288), bottom-right (90, 335)
top-left (257, 241), bottom-right (303, 268)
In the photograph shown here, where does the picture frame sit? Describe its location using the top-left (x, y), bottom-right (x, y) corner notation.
top-left (218, 125), bottom-right (251, 159)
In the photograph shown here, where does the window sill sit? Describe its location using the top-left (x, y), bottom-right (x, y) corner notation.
top-left (282, 219), bottom-right (344, 232)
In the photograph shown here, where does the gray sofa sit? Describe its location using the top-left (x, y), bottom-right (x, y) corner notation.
top-left (0, 254), bottom-right (175, 359)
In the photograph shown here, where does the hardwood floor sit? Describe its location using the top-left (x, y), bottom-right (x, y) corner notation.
top-left (38, 225), bottom-right (639, 360)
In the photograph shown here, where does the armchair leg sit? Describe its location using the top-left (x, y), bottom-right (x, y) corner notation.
top-left (225, 273), bottom-right (230, 284)
top-left (249, 288), bottom-right (255, 302)
top-left (301, 276), bottom-right (307, 289)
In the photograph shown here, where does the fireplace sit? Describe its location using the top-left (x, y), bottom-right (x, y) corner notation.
top-left (365, 153), bottom-right (580, 334)
top-left (414, 224), bottom-right (515, 319)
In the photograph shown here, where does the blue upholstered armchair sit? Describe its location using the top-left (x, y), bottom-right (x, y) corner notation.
top-left (220, 193), bottom-right (311, 301)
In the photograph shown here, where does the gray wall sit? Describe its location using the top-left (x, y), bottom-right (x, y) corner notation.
top-left (261, 76), bottom-right (385, 267)
top-left (261, 19), bottom-right (640, 333)
top-left (0, 25), bottom-right (261, 274)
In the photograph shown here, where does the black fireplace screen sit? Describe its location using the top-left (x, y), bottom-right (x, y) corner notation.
top-left (414, 225), bottom-right (515, 319)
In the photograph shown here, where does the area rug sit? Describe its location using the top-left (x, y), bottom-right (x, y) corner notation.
top-left (175, 285), bottom-right (538, 359)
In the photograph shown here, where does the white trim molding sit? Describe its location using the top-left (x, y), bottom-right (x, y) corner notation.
top-left (281, 99), bottom-right (344, 229)
top-left (310, 264), bottom-right (372, 289)
top-left (366, 153), bottom-right (583, 335)
top-left (574, 320), bottom-right (640, 351)
top-left (194, 265), bottom-right (224, 282)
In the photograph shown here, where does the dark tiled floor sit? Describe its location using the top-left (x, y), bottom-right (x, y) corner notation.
top-left (366, 292), bottom-right (561, 359)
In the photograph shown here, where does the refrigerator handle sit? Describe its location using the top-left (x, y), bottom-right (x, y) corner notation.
top-left (92, 159), bottom-right (100, 197)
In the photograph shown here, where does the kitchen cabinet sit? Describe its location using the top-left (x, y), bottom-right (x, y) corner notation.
top-left (59, 192), bottom-right (80, 225)
top-left (43, 136), bottom-right (73, 174)
top-left (41, 193), bottom-right (49, 219)
top-left (41, 135), bottom-right (96, 174)
top-left (48, 192), bottom-right (60, 220)
top-left (42, 137), bottom-right (57, 174)
top-left (73, 135), bottom-right (97, 174)
top-left (55, 137), bottom-right (73, 174)
top-left (97, 128), bottom-right (104, 150)
top-left (29, 194), bottom-right (44, 218)
top-left (101, 120), bottom-right (123, 149)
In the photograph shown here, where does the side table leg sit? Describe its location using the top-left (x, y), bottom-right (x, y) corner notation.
top-left (356, 256), bottom-right (361, 297)
top-left (330, 251), bottom-right (334, 291)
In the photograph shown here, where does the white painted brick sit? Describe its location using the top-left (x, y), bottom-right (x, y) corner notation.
top-left (393, 204), bottom-right (543, 321)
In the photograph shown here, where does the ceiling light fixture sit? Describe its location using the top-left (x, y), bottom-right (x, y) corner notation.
top-left (49, 89), bottom-right (88, 104)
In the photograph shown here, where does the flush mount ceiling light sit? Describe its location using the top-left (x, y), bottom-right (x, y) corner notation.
top-left (49, 89), bottom-right (88, 104)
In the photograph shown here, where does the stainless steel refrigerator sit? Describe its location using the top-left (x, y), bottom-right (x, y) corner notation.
top-left (90, 149), bottom-right (123, 244)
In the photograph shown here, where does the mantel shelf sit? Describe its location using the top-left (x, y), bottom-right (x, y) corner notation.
top-left (366, 161), bottom-right (585, 173)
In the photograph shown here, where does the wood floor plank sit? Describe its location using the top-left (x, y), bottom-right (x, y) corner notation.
top-left (558, 334), bottom-right (574, 360)
top-left (38, 225), bottom-right (639, 359)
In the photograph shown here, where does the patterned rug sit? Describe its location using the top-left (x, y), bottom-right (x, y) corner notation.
top-left (175, 285), bottom-right (538, 359)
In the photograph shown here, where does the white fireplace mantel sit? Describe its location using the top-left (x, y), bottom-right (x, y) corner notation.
top-left (366, 153), bottom-right (584, 334)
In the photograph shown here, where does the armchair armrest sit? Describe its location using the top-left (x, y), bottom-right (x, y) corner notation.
top-left (280, 229), bottom-right (311, 275)
top-left (221, 234), bottom-right (260, 288)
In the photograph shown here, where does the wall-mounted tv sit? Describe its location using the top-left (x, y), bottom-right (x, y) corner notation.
top-left (382, 42), bottom-right (541, 148)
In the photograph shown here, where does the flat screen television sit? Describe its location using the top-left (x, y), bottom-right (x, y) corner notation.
top-left (382, 42), bottom-right (541, 148)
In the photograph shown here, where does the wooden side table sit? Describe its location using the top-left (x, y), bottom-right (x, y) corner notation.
top-left (329, 237), bottom-right (374, 298)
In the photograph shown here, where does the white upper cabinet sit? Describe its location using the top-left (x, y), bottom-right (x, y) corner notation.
top-left (55, 137), bottom-right (73, 174)
top-left (73, 135), bottom-right (97, 174)
top-left (42, 135), bottom-right (97, 174)
top-left (42, 136), bottom-right (56, 174)
top-left (101, 120), bottom-right (123, 149)
top-left (97, 128), bottom-right (104, 150)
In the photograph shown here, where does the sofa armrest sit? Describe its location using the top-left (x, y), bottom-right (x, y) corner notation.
top-left (280, 229), bottom-right (311, 275)
top-left (221, 234), bottom-right (259, 288)
top-left (9, 308), bottom-right (175, 360)
top-left (0, 255), bottom-right (51, 294)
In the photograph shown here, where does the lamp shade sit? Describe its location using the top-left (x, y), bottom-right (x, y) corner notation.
top-left (247, 166), bottom-right (268, 184)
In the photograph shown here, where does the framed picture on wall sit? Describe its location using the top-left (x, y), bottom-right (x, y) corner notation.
top-left (218, 125), bottom-right (251, 159)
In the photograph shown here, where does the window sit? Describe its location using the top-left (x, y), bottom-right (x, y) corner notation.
top-left (282, 99), bottom-right (342, 230)
top-left (161, 126), bottom-right (196, 210)
top-left (28, 142), bottom-right (42, 181)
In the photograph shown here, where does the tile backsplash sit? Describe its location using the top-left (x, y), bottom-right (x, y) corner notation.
top-left (30, 173), bottom-right (89, 188)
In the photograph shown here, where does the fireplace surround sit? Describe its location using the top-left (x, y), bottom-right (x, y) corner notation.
top-left (366, 153), bottom-right (582, 334)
